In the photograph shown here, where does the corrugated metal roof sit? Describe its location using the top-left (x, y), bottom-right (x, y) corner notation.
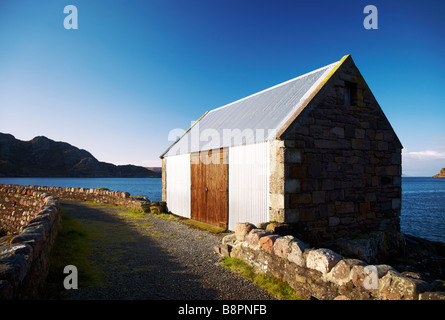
top-left (162, 58), bottom-right (341, 157)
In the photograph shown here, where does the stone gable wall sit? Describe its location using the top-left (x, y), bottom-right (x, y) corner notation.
top-left (277, 57), bottom-right (403, 256)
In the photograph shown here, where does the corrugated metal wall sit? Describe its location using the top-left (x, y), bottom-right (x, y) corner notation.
top-left (166, 154), bottom-right (191, 218)
top-left (228, 141), bottom-right (270, 231)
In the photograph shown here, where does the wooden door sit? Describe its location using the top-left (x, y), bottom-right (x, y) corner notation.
top-left (191, 148), bottom-right (228, 228)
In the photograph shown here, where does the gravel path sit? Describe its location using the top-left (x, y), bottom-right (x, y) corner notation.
top-left (59, 200), bottom-right (275, 300)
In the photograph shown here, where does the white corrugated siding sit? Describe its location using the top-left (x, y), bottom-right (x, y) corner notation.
top-left (228, 142), bottom-right (270, 231)
top-left (166, 154), bottom-right (191, 218)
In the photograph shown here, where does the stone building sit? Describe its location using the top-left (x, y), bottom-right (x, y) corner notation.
top-left (160, 54), bottom-right (403, 254)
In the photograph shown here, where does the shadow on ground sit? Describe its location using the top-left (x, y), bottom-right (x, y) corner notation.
top-left (43, 200), bottom-right (219, 300)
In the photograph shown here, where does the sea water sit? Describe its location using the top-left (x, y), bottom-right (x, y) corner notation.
top-left (1, 176), bottom-right (444, 243)
top-left (0, 177), bottom-right (162, 202)
top-left (401, 177), bottom-right (445, 243)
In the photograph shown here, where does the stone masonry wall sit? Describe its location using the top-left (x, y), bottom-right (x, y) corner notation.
top-left (0, 186), bottom-right (60, 299)
top-left (0, 184), bottom-right (166, 299)
top-left (279, 56), bottom-right (403, 257)
top-left (0, 186), bottom-right (50, 235)
top-left (0, 184), bottom-right (165, 215)
top-left (269, 140), bottom-right (286, 223)
top-left (215, 223), bottom-right (445, 300)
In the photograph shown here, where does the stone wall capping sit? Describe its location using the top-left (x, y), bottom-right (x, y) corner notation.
top-left (273, 235), bottom-right (296, 259)
top-left (325, 258), bottom-right (366, 286)
top-left (259, 234), bottom-right (280, 252)
top-left (245, 228), bottom-right (271, 248)
top-left (288, 238), bottom-right (309, 267)
top-left (306, 248), bottom-right (343, 276)
top-left (234, 222), bottom-right (256, 241)
top-left (378, 270), bottom-right (432, 300)
top-left (223, 222), bottom-right (445, 300)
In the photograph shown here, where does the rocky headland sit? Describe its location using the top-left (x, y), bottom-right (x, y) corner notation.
top-left (432, 168), bottom-right (445, 178)
top-left (0, 133), bottom-right (160, 178)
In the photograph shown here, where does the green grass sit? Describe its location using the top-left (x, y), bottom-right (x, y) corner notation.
top-left (83, 200), bottom-right (180, 220)
top-left (45, 202), bottom-right (288, 299)
top-left (220, 256), bottom-right (302, 300)
top-left (153, 212), bottom-right (181, 221)
top-left (42, 206), bottom-right (105, 299)
top-left (41, 203), bottom-right (186, 299)
top-left (182, 219), bottom-right (227, 234)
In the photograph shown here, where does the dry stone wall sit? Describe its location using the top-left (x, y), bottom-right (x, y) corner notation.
top-left (215, 222), bottom-right (445, 300)
top-left (0, 187), bottom-right (52, 235)
top-left (0, 184), bottom-right (165, 214)
top-left (0, 184), bottom-right (165, 299)
top-left (0, 186), bottom-right (60, 299)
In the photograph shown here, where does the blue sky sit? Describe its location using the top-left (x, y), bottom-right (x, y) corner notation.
top-left (0, 0), bottom-right (444, 176)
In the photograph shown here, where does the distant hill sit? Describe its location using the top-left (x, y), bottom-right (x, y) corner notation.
top-left (432, 168), bottom-right (445, 178)
top-left (145, 167), bottom-right (162, 174)
top-left (0, 133), bottom-right (161, 178)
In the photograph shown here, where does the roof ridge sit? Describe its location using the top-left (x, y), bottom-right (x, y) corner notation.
top-left (268, 62), bottom-right (340, 140)
top-left (274, 54), bottom-right (351, 139)
top-left (160, 55), bottom-right (350, 158)
top-left (207, 60), bottom-right (341, 114)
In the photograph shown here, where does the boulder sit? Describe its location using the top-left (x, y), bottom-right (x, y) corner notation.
top-left (374, 264), bottom-right (396, 278)
top-left (222, 233), bottom-right (237, 244)
top-left (214, 243), bottom-right (233, 257)
top-left (273, 235), bottom-right (295, 258)
top-left (326, 258), bottom-right (366, 286)
top-left (287, 238), bottom-right (309, 267)
top-left (259, 235), bottom-right (280, 252)
top-left (234, 223), bottom-right (256, 241)
top-left (0, 243), bottom-right (33, 261)
top-left (334, 295), bottom-right (350, 300)
top-left (10, 233), bottom-right (43, 259)
top-left (419, 291), bottom-right (445, 300)
top-left (431, 279), bottom-right (445, 291)
top-left (0, 254), bottom-right (28, 287)
top-left (335, 233), bottom-right (384, 263)
top-left (351, 264), bottom-right (380, 290)
top-left (377, 270), bottom-right (431, 300)
top-left (350, 264), bottom-right (396, 291)
top-left (245, 229), bottom-right (271, 247)
top-left (306, 248), bottom-right (342, 275)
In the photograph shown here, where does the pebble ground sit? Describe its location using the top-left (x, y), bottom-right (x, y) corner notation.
top-left (58, 200), bottom-right (275, 300)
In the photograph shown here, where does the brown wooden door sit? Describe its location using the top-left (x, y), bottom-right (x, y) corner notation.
top-left (191, 148), bottom-right (228, 228)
